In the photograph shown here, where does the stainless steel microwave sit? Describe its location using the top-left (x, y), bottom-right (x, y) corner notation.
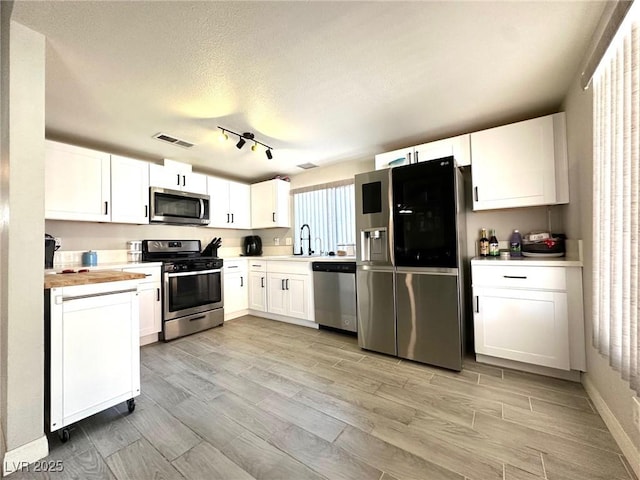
top-left (149, 187), bottom-right (210, 225)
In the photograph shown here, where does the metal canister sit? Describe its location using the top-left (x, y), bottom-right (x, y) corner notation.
top-left (82, 250), bottom-right (97, 266)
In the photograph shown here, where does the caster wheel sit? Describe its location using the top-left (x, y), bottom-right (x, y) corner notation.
top-left (58, 428), bottom-right (70, 443)
top-left (127, 398), bottom-right (136, 413)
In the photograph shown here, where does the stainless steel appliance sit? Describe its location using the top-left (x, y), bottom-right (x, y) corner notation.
top-left (392, 158), bottom-right (466, 370)
top-left (312, 261), bottom-right (357, 333)
top-left (242, 235), bottom-right (262, 256)
top-left (149, 187), bottom-right (210, 225)
top-left (142, 240), bottom-right (223, 340)
top-left (355, 158), bottom-right (466, 370)
top-left (355, 169), bottom-right (396, 356)
top-left (45, 234), bottom-right (58, 268)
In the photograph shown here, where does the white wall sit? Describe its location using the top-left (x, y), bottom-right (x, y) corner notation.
top-left (0, 16), bottom-right (48, 468)
top-left (563, 75), bottom-right (640, 470)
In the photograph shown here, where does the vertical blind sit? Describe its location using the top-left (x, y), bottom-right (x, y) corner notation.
top-left (592, 3), bottom-right (640, 395)
top-left (293, 182), bottom-right (355, 255)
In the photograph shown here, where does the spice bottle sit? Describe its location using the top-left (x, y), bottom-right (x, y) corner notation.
top-left (489, 229), bottom-right (499, 257)
top-left (479, 228), bottom-right (489, 257)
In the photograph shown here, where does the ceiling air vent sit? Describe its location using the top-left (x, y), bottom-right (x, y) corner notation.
top-left (152, 132), bottom-right (195, 149)
top-left (297, 162), bottom-right (318, 170)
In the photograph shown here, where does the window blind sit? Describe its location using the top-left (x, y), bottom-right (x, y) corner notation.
top-left (293, 183), bottom-right (355, 255)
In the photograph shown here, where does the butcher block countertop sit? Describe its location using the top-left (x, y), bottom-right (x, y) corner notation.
top-left (44, 270), bottom-right (146, 289)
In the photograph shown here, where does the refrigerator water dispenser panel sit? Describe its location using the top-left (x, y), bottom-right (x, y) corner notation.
top-left (360, 228), bottom-right (388, 263)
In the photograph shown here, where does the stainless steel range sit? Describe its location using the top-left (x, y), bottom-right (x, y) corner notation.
top-left (142, 240), bottom-right (223, 341)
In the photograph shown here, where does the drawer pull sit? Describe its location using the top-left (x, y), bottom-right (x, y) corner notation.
top-left (475, 296), bottom-right (479, 313)
top-left (503, 275), bottom-right (527, 279)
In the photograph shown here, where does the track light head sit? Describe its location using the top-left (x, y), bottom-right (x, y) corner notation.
top-left (251, 142), bottom-right (258, 152)
top-left (219, 130), bottom-right (228, 142)
top-left (236, 137), bottom-right (246, 149)
top-left (266, 148), bottom-right (273, 160)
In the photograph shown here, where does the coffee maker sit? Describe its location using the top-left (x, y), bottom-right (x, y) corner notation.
top-left (45, 234), bottom-right (57, 268)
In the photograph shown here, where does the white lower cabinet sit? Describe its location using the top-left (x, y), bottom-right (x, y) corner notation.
top-left (249, 261), bottom-right (267, 312)
top-left (48, 280), bottom-right (141, 437)
top-left (472, 261), bottom-right (585, 372)
top-left (223, 259), bottom-right (249, 320)
top-left (473, 286), bottom-right (569, 369)
top-left (266, 272), bottom-right (310, 319)
top-left (246, 260), bottom-right (314, 324)
top-left (122, 266), bottom-right (161, 344)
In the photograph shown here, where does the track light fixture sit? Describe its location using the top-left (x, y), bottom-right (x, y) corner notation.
top-left (217, 126), bottom-right (274, 159)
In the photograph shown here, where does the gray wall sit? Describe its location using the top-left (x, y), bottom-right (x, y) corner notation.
top-left (562, 75), bottom-right (640, 460)
top-left (0, 15), bottom-right (46, 455)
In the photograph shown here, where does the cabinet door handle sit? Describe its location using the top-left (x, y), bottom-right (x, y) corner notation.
top-left (182, 175), bottom-right (186, 187)
top-left (104, 201), bottom-right (109, 215)
top-left (474, 187), bottom-right (478, 202)
top-left (475, 296), bottom-right (479, 313)
top-left (231, 213), bottom-right (234, 223)
top-left (286, 279), bottom-right (289, 290)
top-left (281, 279), bottom-right (285, 290)
top-left (407, 152), bottom-right (412, 164)
top-left (240, 276), bottom-right (244, 287)
top-left (272, 212), bottom-right (276, 223)
top-left (415, 151), bottom-right (419, 163)
top-left (261, 277), bottom-right (264, 288)
top-left (145, 205), bottom-right (148, 218)
top-left (177, 173), bottom-right (181, 186)
top-left (503, 275), bottom-right (527, 279)
top-left (156, 288), bottom-right (160, 302)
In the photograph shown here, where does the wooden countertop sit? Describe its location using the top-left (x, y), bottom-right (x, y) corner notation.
top-left (44, 270), bottom-right (146, 289)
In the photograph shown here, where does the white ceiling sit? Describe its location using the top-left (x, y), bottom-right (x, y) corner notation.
top-left (11, 1), bottom-right (607, 182)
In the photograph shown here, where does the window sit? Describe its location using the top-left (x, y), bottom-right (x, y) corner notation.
top-left (592, 3), bottom-right (640, 395)
top-left (292, 181), bottom-right (355, 255)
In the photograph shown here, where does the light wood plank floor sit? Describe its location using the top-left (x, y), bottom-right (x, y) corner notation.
top-left (15, 316), bottom-right (637, 480)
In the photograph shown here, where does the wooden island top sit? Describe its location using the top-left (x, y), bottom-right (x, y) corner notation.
top-left (44, 270), bottom-right (146, 289)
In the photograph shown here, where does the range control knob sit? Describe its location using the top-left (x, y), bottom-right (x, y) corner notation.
top-left (181, 264), bottom-right (188, 271)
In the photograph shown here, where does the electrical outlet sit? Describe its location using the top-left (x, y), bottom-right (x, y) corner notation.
top-left (633, 396), bottom-right (640, 432)
top-left (274, 237), bottom-right (280, 246)
top-left (285, 237), bottom-right (292, 246)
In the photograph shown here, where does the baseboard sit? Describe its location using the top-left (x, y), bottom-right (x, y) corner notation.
top-left (224, 309), bottom-right (249, 321)
top-left (2, 435), bottom-right (49, 476)
top-left (582, 375), bottom-right (640, 479)
top-left (475, 354), bottom-right (582, 382)
top-left (139, 333), bottom-right (159, 346)
top-left (247, 310), bottom-right (318, 329)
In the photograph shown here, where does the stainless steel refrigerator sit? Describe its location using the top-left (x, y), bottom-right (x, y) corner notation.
top-left (355, 158), bottom-right (466, 371)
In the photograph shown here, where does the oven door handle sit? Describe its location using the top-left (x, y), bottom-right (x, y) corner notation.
top-left (166, 268), bottom-right (221, 278)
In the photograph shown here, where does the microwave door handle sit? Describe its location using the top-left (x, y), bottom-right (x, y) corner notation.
top-left (200, 199), bottom-right (205, 219)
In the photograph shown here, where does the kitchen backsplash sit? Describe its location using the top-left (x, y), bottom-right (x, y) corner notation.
top-left (46, 220), bottom-right (295, 262)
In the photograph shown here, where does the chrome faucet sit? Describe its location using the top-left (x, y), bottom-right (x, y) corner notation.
top-left (300, 224), bottom-right (312, 255)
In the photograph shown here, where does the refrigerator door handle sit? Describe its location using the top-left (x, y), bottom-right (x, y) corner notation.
top-left (475, 296), bottom-right (480, 313)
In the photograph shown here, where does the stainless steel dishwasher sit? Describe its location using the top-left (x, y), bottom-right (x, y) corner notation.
top-left (312, 261), bottom-right (357, 332)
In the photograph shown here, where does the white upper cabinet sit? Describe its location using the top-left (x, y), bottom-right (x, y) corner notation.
top-left (374, 147), bottom-right (415, 170)
top-left (414, 134), bottom-right (471, 167)
top-left (149, 163), bottom-right (207, 195)
top-left (375, 135), bottom-right (471, 170)
top-left (470, 112), bottom-right (569, 210)
top-left (111, 155), bottom-right (150, 224)
top-left (45, 140), bottom-right (111, 222)
top-left (251, 179), bottom-right (291, 229)
top-left (207, 176), bottom-right (251, 229)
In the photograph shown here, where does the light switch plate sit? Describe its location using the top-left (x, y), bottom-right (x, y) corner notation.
top-left (285, 237), bottom-right (292, 245)
top-left (274, 237), bottom-right (280, 246)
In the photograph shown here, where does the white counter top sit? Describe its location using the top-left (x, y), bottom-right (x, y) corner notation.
top-left (471, 256), bottom-right (583, 267)
top-left (223, 255), bottom-right (356, 263)
top-left (45, 261), bottom-right (163, 275)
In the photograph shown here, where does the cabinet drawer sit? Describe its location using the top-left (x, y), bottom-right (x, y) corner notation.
top-left (267, 261), bottom-right (311, 275)
top-left (224, 259), bottom-right (248, 274)
top-left (248, 260), bottom-right (266, 272)
top-left (122, 266), bottom-right (161, 283)
top-left (472, 265), bottom-right (566, 290)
